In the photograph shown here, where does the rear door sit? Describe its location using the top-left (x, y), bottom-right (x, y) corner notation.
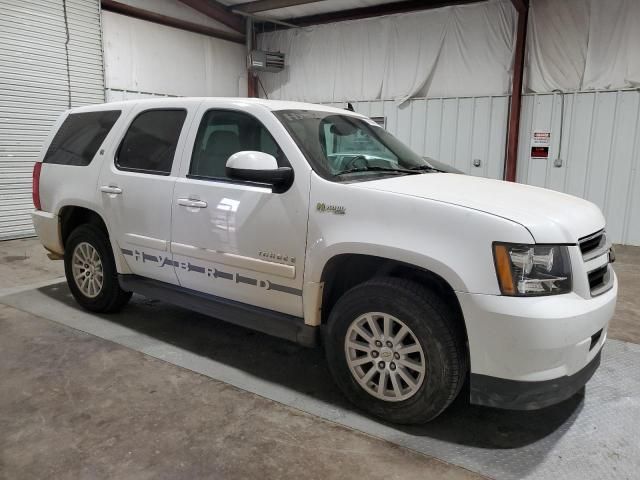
top-left (99, 100), bottom-right (199, 284)
top-left (169, 104), bottom-right (310, 317)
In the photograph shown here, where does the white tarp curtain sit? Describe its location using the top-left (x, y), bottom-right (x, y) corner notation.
top-left (257, 0), bottom-right (517, 103)
top-left (526, 0), bottom-right (640, 92)
top-left (102, 11), bottom-right (246, 97)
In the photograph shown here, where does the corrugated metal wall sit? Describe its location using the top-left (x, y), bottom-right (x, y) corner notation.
top-left (0, 0), bottom-right (104, 240)
top-left (330, 92), bottom-right (640, 246)
top-left (324, 96), bottom-right (510, 179)
top-left (517, 91), bottom-right (640, 246)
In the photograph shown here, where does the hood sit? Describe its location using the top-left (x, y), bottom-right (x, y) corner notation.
top-left (360, 173), bottom-right (605, 244)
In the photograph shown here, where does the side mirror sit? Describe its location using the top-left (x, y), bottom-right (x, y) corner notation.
top-left (226, 151), bottom-right (293, 191)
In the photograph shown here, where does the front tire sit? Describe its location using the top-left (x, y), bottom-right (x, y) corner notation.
top-left (324, 277), bottom-right (467, 424)
top-left (64, 224), bottom-right (131, 313)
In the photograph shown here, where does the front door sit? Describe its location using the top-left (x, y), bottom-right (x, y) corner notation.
top-left (99, 102), bottom-right (197, 284)
top-left (170, 107), bottom-right (309, 317)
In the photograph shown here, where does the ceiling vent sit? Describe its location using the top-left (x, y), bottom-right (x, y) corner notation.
top-left (249, 50), bottom-right (285, 73)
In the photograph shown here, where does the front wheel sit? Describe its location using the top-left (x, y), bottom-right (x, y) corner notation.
top-left (324, 277), bottom-right (467, 424)
top-left (64, 224), bottom-right (131, 313)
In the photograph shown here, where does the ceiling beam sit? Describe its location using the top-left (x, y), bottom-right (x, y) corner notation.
top-left (101, 0), bottom-right (245, 43)
top-left (177, 0), bottom-right (245, 33)
top-left (232, 9), bottom-right (299, 28)
top-left (274, 0), bottom-right (485, 27)
top-left (233, 0), bottom-right (324, 14)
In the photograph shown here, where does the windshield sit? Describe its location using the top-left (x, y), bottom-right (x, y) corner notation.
top-left (274, 109), bottom-right (441, 181)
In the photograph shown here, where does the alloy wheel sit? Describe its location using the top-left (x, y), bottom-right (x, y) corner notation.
top-left (71, 242), bottom-right (104, 298)
top-left (344, 312), bottom-right (426, 402)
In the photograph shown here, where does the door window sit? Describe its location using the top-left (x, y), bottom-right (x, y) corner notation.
top-left (189, 110), bottom-right (286, 180)
top-left (45, 110), bottom-right (121, 166)
top-left (116, 109), bottom-right (187, 175)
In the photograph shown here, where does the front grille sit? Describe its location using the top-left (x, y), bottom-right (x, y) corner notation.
top-left (588, 264), bottom-right (610, 295)
top-left (579, 230), bottom-right (607, 260)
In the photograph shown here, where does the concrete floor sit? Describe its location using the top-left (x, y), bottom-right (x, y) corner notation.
top-left (0, 304), bottom-right (483, 480)
top-left (1, 238), bottom-right (639, 479)
top-left (0, 237), bottom-right (64, 290)
top-left (607, 245), bottom-right (640, 343)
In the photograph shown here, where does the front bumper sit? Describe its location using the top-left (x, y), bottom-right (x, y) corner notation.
top-left (470, 348), bottom-right (601, 410)
top-left (457, 271), bottom-right (617, 409)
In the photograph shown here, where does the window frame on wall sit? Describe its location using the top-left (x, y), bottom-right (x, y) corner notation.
top-left (187, 109), bottom-right (290, 186)
top-left (115, 108), bottom-right (188, 176)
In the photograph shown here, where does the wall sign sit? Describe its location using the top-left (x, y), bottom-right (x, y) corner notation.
top-left (531, 130), bottom-right (551, 159)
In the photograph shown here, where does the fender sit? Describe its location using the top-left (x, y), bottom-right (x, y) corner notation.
top-left (55, 201), bottom-right (132, 275)
top-left (302, 244), bottom-right (466, 327)
top-left (307, 242), bottom-right (467, 291)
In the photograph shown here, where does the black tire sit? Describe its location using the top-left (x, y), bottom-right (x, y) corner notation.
top-left (324, 277), bottom-right (467, 424)
top-left (64, 224), bottom-right (132, 313)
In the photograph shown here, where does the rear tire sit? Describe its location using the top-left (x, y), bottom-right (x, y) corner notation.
top-left (64, 224), bottom-right (131, 313)
top-left (324, 277), bottom-right (467, 424)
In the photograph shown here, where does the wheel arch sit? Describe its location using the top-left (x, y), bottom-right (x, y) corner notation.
top-left (317, 253), bottom-right (468, 345)
top-left (57, 205), bottom-right (130, 274)
top-left (59, 205), bottom-right (108, 247)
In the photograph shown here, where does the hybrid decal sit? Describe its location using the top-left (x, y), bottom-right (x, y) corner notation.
top-left (121, 248), bottom-right (302, 296)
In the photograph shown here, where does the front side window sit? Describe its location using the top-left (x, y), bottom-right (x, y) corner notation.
top-left (44, 110), bottom-right (121, 166)
top-left (117, 109), bottom-right (187, 175)
top-left (190, 110), bottom-right (286, 180)
top-left (274, 110), bottom-right (440, 181)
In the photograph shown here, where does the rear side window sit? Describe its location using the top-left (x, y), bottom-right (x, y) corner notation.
top-left (116, 109), bottom-right (187, 175)
top-left (44, 110), bottom-right (121, 166)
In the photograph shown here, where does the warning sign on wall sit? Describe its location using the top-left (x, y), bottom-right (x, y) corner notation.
top-left (531, 130), bottom-right (551, 159)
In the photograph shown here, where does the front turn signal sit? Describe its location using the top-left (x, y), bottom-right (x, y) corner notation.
top-left (493, 244), bottom-right (516, 295)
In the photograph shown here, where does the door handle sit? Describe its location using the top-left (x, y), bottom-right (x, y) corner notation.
top-left (100, 185), bottom-right (122, 195)
top-left (177, 198), bottom-right (208, 209)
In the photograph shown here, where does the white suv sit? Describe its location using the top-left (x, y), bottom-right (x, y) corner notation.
top-left (32, 98), bottom-right (617, 423)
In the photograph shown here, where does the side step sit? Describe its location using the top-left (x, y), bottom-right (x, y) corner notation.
top-left (118, 275), bottom-right (319, 347)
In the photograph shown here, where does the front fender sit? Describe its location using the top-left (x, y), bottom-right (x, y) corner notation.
top-left (305, 174), bottom-right (535, 295)
top-left (307, 242), bottom-right (467, 291)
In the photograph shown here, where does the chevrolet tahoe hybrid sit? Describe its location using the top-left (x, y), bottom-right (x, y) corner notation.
top-left (31, 98), bottom-right (617, 424)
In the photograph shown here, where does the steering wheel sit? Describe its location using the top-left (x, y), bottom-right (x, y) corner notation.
top-left (341, 155), bottom-right (368, 171)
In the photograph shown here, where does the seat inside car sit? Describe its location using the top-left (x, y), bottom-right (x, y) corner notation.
top-left (197, 130), bottom-right (241, 178)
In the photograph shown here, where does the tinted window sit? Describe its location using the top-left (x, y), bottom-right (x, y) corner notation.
top-left (190, 110), bottom-right (286, 179)
top-left (44, 110), bottom-right (121, 166)
top-left (117, 109), bottom-right (187, 175)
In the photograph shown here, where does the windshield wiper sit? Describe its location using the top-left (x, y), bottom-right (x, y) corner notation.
top-left (408, 164), bottom-right (439, 172)
top-left (334, 166), bottom-right (421, 176)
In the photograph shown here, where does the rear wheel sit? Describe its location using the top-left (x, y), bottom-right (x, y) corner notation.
top-left (64, 224), bottom-right (131, 313)
top-left (324, 277), bottom-right (467, 424)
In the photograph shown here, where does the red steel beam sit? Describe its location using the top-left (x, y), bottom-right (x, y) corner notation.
top-left (247, 22), bottom-right (258, 98)
top-left (233, 0), bottom-right (324, 14)
top-left (101, 0), bottom-right (245, 44)
top-left (504, 2), bottom-right (528, 182)
top-left (247, 74), bottom-right (258, 97)
top-left (177, 0), bottom-right (246, 33)
top-left (274, 0), bottom-right (484, 27)
top-left (510, 0), bottom-right (528, 13)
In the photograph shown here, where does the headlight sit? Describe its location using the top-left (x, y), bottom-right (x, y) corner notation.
top-left (493, 243), bottom-right (572, 296)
